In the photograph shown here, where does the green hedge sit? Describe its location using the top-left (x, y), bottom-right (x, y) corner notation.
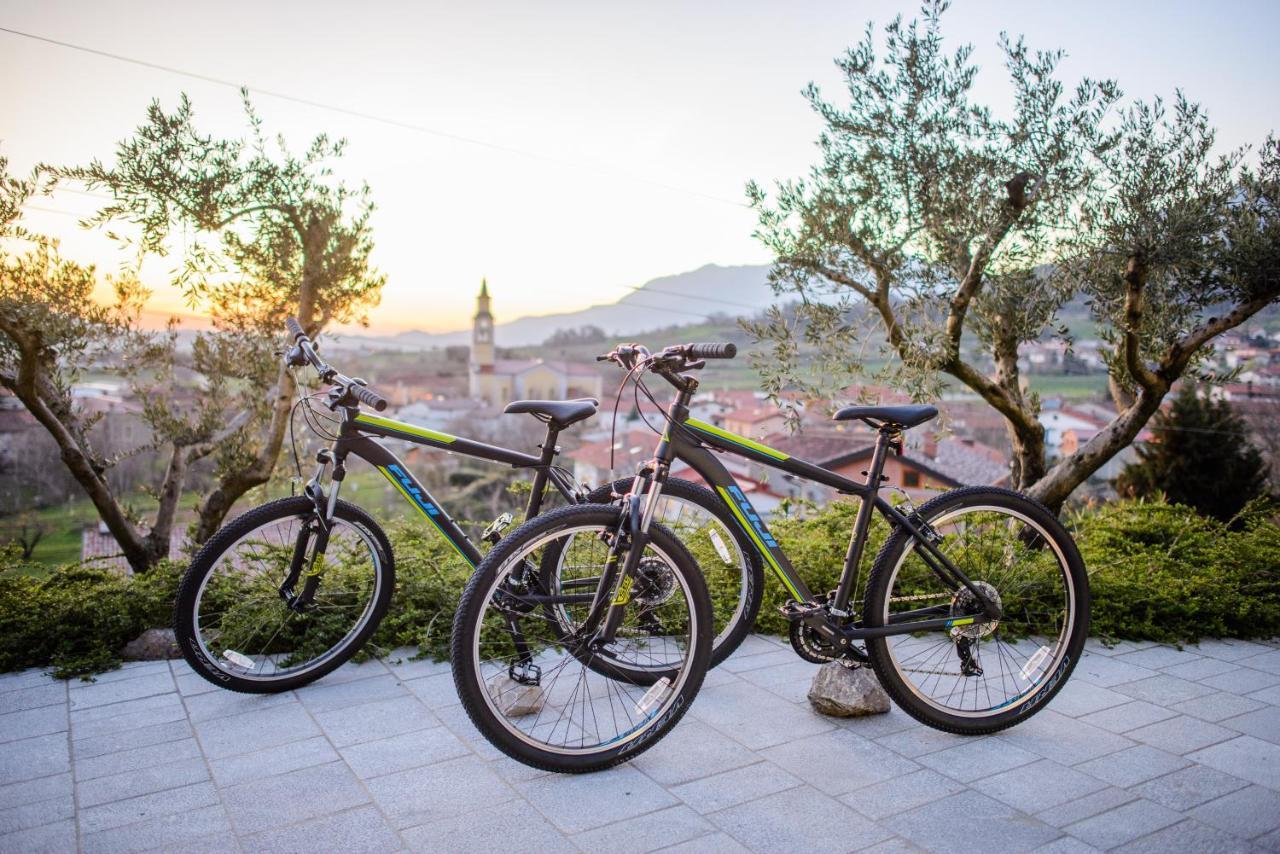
top-left (1, 497), bottom-right (1276, 680)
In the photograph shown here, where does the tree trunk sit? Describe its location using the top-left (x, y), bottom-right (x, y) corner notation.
top-left (143, 442), bottom-right (188, 563)
top-left (1027, 386), bottom-right (1166, 509)
top-left (3, 365), bottom-right (154, 573)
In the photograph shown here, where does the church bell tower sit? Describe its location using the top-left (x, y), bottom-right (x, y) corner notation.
top-left (469, 279), bottom-right (495, 398)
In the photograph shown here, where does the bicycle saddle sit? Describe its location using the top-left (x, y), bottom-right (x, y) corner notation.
top-left (833, 404), bottom-right (938, 429)
top-left (504, 398), bottom-right (599, 430)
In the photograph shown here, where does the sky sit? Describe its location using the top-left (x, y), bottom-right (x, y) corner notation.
top-left (2, 0), bottom-right (1278, 334)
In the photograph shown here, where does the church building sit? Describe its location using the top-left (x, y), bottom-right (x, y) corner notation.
top-left (468, 280), bottom-right (605, 407)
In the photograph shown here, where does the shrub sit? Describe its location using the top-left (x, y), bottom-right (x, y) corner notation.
top-left (1, 497), bottom-right (1276, 679)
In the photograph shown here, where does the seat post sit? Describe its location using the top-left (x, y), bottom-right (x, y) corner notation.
top-left (524, 423), bottom-right (560, 519)
top-left (832, 428), bottom-right (893, 614)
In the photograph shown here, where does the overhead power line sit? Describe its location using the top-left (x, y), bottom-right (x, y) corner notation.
top-left (0, 26), bottom-right (748, 209)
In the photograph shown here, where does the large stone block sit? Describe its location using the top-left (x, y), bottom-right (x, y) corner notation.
top-left (808, 662), bottom-right (890, 717)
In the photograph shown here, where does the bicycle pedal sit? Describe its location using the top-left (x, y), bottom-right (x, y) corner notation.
top-left (779, 600), bottom-right (827, 622)
top-left (482, 512), bottom-right (514, 544)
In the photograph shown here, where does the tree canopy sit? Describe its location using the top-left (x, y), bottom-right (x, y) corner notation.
top-left (748, 1), bottom-right (1280, 508)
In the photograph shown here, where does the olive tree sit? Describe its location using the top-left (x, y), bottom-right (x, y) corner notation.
top-left (747, 2), bottom-right (1280, 509)
top-left (58, 92), bottom-right (385, 540)
top-left (0, 156), bottom-right (246, 571)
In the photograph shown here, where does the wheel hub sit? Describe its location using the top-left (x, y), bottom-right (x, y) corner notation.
top-left (950, 580), bottom-right (1001, 639)
top-left (632, 557), bottom-right (676, 607)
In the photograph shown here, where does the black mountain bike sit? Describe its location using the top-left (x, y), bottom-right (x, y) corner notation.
top-left (455, 342), bottom-right (1089, 765)
top-left (174, 320), bottom-right (755, 697)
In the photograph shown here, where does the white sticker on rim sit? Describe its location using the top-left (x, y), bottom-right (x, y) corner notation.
top-left (222, 649), bottom-right (256, 670)
top-left (708, 529), bottom-right (733, 564)
top-left (634, 677), bottom-right (672, 717)
top-left (1019, 645), bottom-right (1052, 682)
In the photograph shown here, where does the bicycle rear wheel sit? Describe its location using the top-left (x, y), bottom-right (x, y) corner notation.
top-left (451, 504), bottom-right (711, 773)
top-left (175, 497), bottom-right (394, 693)
top-left (864, 487), bottom-right (1088, 734)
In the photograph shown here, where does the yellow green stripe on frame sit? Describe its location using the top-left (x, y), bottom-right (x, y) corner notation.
top-left (685, 419), bottom-right (789, 461)
top-left (715, 486), bottom-right (803, 600)
top-left (355, 412), bottom-right (457, 444)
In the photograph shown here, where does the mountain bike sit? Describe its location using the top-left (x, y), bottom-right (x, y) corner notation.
top-left (174, 320), bottom-right (755, 695)
top-left (466, 341), bottom-right (1089, 744)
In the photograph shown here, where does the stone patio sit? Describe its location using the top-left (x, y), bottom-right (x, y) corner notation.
top-left (3, 635), bottom-right (1280, 853)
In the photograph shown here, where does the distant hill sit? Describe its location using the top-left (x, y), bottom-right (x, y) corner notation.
top-left (328, 263), bottom-right (776, 351)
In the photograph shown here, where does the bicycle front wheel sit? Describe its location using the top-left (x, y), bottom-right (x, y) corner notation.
top-left (864, 487), bottom-right (1089, 734)
top-left (175, 497), bottom-right (395, 693)
top-left (451, 504), bottom-right (711, 773)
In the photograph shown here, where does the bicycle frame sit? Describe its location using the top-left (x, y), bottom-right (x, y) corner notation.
top-left (640, 382), bottom-right (1000, 643)
top-left (319, 409), bottom-right (581, 569)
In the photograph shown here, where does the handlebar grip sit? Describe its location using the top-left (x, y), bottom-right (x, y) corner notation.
top-left (687, 342), bottom-right (737, 360)
top-left (350, 383), bottom-right (388, 412)
top-left (285, 317), bottom-right (306, 341)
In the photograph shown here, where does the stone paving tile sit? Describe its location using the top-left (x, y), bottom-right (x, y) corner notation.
top-left (1072, 654), bottom-right (1157, 688)
top-left (517, 763), bottom-right (676, 835)
top-left (240, 804), bottom-right (402, 854)
top-left (339, 724), bottom-right (469, 780)
top-left (0, 793), bottom-right (73, 835)
top-left (74, 736), bottom-right (203, 780)
top-left (668, 759), bottom-right (802, 815)
top-left (829, 705), bottom-right (920, 740)
top-left (712, 785), bottom-right (895, 853)
top-left (0, 668), bottom-right (56, 693)
top-left (1238, 650), bottom-right (1280, 675)
top-left (1199, 666), bottom-right (1280, 695)
top-left (1192, 640), bottom-right (1276, 662)
top-left (1161, 656), bottom-right (1236, 682)
top-left (760, 729), bottom-right (920, 796)
top-left (1189, 735), bottom-right (1280, 790)
top-left (0, 771), bottom-right (71, 811)
top-left (0, 816), bottom-right (75, 853)
top-left (0, 703), bottom-right (68, 742)
top-left (1130, 764), bottom-right (1251, 812)
top-left (77, 756), bottom-right (210, 808)
top-left (1112, 818), bottom-right (1257, 854)
top-left (1219, 705), bottom-right (1280, 745)
top-left (570, 803), bottom-right (714, 854)
top-left (81, 802), bottom-right (231, 854)
top-left (0, 681), bottom-right (64, 715)
top-left (191, 700), bottom-right (321, 760)
top-left (874, 725), bottom-right (966, 759)
top-left (1189, 785), bottom-right (1280, 840)
top-left (657, 830), bottom-right (754, 852)
top-left (1047, 680), bottom-right (1132, 718)
top-left (1075, 744), bottom-right (1191, 788)
top-left (1171, 691), bottom-right (1266, 723)
top-left (970, 759), bottom-right (1108, 815)
top-left (687, 679), bottom-right (834, 750)
top-left (996, 709), bottom-right (1136, 766)
top-left (841, 769), bottom-right (966, 820)
top-left (380, 647), bottom-right (451, 681)
top-left (402, 801), bottom-right (574, 853)
top-left (219, 760), bottom-right (369, 835)
top-left (918, 736), bottom-right (1042, 783)
top-left (1127, 714), bottom-right (1238, 755)
top-left (69, 693), bottom-right (186, 740)
top-left (312, 694), bottom-right (439, 747)
top-left (401, 671), bottom-right (459, 710)
top-left (181, 686), bottom-right (296, 722)
top-left (1112, 644), bottom-right (1198, 670)
top-left (860, 836), bottom-right (932, 853)
top-left (72, 718), bottom-right (193, 761)
top-left (208, 734), bottom-right (339, 787)
top-left (295, 672), bottom-right (410, 714)
top-left (0, 732), bottom-right (69, 785)
top-left (1062, 798), bottom-right (1182, 850)
top-left (1030, 839), bottom-right (1102, 854)
top-left (79, 780), bottom-right (220, 834)
top-left (368, 754), bottom-right (516, 830)
top-left (887, 789), bottom-right (1060, 854)
top-left (1077, 700), bottom-right (1177, 734)
top-left (632, 718), bottom-right (759, 787)
top-left (68, 671), bottom-right (175, 711)
top-left (1035, 786), bottom-right (1138, 829)
top-left (1112, 673), bottom-right (1217, 706)
top-left (1247, 683), bottom-right (1280, 705)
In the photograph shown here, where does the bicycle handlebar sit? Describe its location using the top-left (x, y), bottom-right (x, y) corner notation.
top-left (686, 342), bottom-right (737, 360)
top-left (283, 318), bottom-right (388, 412)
